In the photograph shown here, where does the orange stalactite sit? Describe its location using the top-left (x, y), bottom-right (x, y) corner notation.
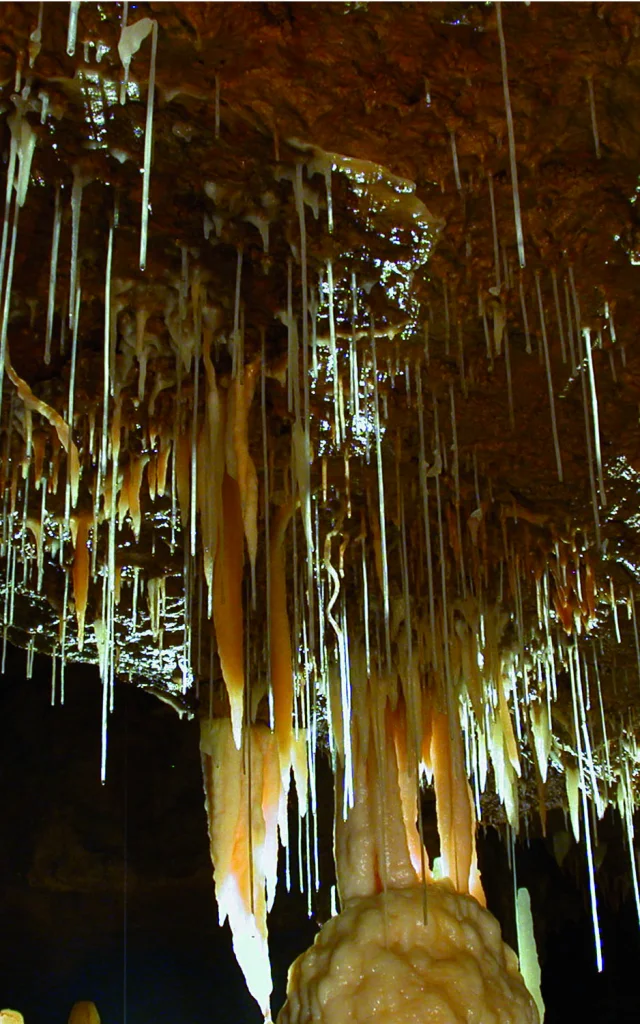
top-left (155, 432), bottom-right (171, 498)
top-left (127, 452), bottom-right (150, 540)
top-left (147, 453), bottom-right (157, 501)
top-left (335, 685), bottom-right (427, 903)
top-left (5, 358), bottom-right (80, 507)
top-left (212, 472), bottom-right (246, 749)
top-left (32, 430), bottom-right (46, 487)
top-left (71, 511), bottom-right (92, 653)
top-left (117, 463), bottom-right (130, 526)
top-left (227, 354), bottom-right (261, 576)
top-left (367, 490), bottom-right (384, 598)
top-left (430, 705), bottom-right (485, 906)
top-left (269, 499), bottom-right (295, 789)
top-left (389, 700), bottom-right (430, 883)
top-left (200, 718), bottom-right (282, 1017)
top-left (175, 427), bottom-right (191, 531)
top-left (199, 333), bottom-right (226, 615)
top-left (584, 556), bottom-right (597, 623)
top-left (25, 517), bottom-right (42, 581)
top-left (110, 391), bottom-right (122, 472)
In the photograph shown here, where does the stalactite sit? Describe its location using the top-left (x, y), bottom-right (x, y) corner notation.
top-left (496, 1), bottom-right (525, 268)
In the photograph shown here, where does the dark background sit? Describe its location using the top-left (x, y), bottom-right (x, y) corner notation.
top-left (0, 644), bottom-right (638, 1023)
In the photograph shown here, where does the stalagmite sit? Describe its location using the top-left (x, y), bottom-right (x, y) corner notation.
top-left (68, 1002), bottom-right (100, 1024)
top-left (280, 655), bottom-right (535, 1024)
top-left (516, 889), bottom-right (545, 1021)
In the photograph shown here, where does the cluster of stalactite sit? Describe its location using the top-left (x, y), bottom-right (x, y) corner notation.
top-left (2, 2), bottom-right (640, 1019)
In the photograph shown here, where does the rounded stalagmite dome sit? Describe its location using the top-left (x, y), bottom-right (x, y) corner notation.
top-left (278, 884), bottom-right (539, 1024)
top-left (0, 1011), bottom-right (25, 1024)
top-left (68, 1002), bottom-right (101, 1024)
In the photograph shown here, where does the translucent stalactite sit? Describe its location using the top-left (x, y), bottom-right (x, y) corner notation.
top-left (138, 19), bottom-right (158, 270)
top-left (232, 247), bottom-right (243, 380)
top-left (0, 120), bottom-right (17, 327)
top-left (582, 328), bottom-right (607, 507)
top-left (370, 334), bottom-right (391, 670)
top-left (214, 73), bottom-right (221, 138)
top-left (29, 2), bottom-right (43, 67)
top-left (488, 172), bottom-right (501, 291)
top-left (587, 77), bottom-right (601, 160)
top-left (450, 383), bottom-right (466, 596)
top-left (0, 200), bottom-right (20, 424)
top-left (519, 275), bottom-right (531, 355)
top-left (563, 277), bottom-right (577, 373)
top-left (534, 273), bottom-right (562, 482)
top-left (450, 130), bottom-right (462, 192)
top-left (550, 268), bottom-right (566, 364)
top-left (44, 184), bottom-right (62, 365)
top-left (65, 284), bottom-right (81, 527)
top-left (568, 645), bottom-right (603, 971)
top-left (570, 276), bottom-right (601, 548)
top-left (66, 1), bottom-right (81, 56)
top-left (68, 170), bottom-right (84, 331)
top-left (326, 260), bottom-right (340, 447)
top-left (504, 325), bottom-right (515, 430)
top-left (269, 500), bottom-right (296, 788)
top-left (496, 1), bottom-right (526, 268)
top-left (212, 472), bottom-right (246, 748)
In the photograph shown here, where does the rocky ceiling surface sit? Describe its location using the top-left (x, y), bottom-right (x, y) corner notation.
top-left (2, 0), bottom-right (640, 937)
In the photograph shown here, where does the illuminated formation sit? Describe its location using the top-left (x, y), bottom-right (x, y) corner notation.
top-left (68, 1005), bottom-right (101, 1024)
top-left (2, 1), bottom-right (640, 1020)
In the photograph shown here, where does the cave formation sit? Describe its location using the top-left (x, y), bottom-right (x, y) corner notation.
top-left (2, 1), bottom-right (640, 1021)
